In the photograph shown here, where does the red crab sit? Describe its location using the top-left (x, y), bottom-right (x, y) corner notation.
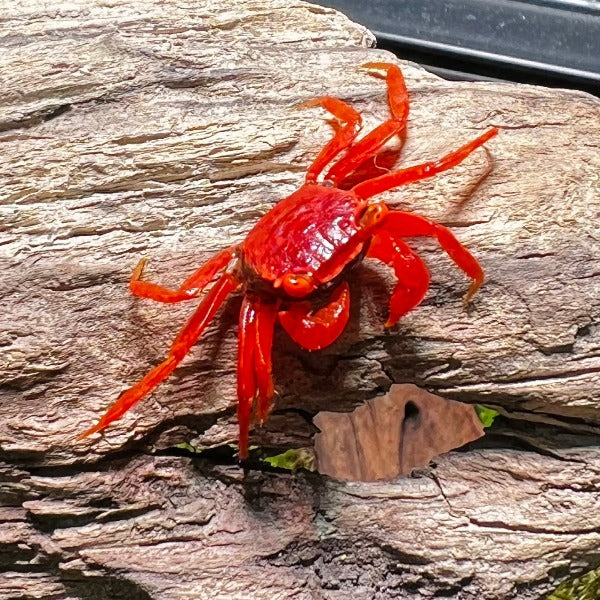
top-left (79, 62), bottom-right (498, 458)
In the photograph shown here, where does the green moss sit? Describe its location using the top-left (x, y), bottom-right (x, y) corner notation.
top-left (262, 448), bottom-right (316, 472)
top-left (475, 404), bottom-right (499, 428)
top-left (548, 568), bottom-right (600, 600)
top-left (173, 441), bottom-right (203, 454)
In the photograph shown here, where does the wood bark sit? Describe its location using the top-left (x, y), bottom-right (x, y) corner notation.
top-left (1, 1), bottom-right (599, 598)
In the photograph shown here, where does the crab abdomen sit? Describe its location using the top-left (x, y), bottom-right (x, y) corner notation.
top-left (241, 184), bottom-right (365, 284)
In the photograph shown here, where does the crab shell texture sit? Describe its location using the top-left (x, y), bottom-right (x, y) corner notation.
top-left (79, 63), bottom-right (498, 459)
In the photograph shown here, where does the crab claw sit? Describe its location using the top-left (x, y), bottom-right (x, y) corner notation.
top-left (278, 282), bottom-right (350, 351)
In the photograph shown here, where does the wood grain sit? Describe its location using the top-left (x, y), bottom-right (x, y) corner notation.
top-left (1, 1), bottom-right (599, 598)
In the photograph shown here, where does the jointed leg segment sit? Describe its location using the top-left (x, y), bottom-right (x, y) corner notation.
top-left (254, 299), bottom-right (279, 423)
top-left (130, 247), bottom-right (235, 303)
top-left (382, 212), bottom-right (484, 303)
top-left (78, 272), bottom-right (237, 440)
top-left (352, 128), bottom-right (498, 199)
top-left (302, 63), bottom-right (409, 186)
top-left (325, 63), bottom-right (409, 185)
top-left (237, 296), bottom-right (257, 458)
top-left (367, 231), bottom-right (430, 326)
top-left (236, 283), bottom-right (352, 458)
top-left (237, 295), bottom-right (280, 459)
top-left (302, 97), bottom-right (362, 184)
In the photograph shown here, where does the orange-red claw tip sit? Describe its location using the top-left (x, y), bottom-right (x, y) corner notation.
top-left (132, 257), bottom-right (148, 279)
top-left (360, 62), bottom-right (390, 73)
top-left (75, 421), bottom-right (106, 442)
top-left (293, 98), bottom-right (320, 111)
top-left (75, 430), bottom-right (91, 442)
top-left (463, 293), bottom-right (476, 308)
top-left (462, 295), bottom-right (475, 308)
top-left (463, 279), bottom-right (483, 306)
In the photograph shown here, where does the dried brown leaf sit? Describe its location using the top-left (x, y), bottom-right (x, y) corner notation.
top-left (314, 384), bottom-right (485, 481)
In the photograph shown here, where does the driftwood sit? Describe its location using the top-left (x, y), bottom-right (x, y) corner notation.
top-left (1, 0), bottom-right (600, 598)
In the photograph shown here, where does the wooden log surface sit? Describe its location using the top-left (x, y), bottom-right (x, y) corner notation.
top-left (1, 1), bottom-right (600, 598)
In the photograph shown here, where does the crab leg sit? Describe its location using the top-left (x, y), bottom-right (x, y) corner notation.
top-left (381, 211), bottom-right (484, 302)
top-left (301, 97), bottom-right (362, 183)
top-left (129, 247), bottom-right (235, 303)
top-left (367, 230), bottom-right (430, 327)
top-left (78, 273), bottom-right (237, 440)
top-left (325, 63), bottom-right (409, 185)
top-left (278, 281), bottom-right (350, 351)
top-left (254, 298), bottom-right (280, 424)
top-left (352, 128), bottom-right (498, 199)
top-left (237, 296), bottom-right (280, 458)
top-left (237, 296), bottom-right (258, 459)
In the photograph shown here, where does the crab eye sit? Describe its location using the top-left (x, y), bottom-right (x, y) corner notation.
top-left (359, 202), bottom-right (388, 230)
top-left (281, 273), bottom-right (316, 298)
